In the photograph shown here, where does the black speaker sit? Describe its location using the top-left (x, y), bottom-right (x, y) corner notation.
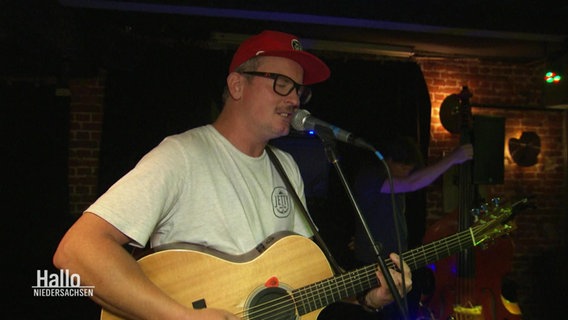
top-left (472, 115), bottom-right (505, 184)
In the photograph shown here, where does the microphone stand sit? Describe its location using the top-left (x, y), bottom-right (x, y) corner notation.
top-left (314, 125), bottom-right (408, 319)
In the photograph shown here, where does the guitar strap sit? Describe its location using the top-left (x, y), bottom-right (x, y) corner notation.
top-left (266, 145), bottom-right (346, 275)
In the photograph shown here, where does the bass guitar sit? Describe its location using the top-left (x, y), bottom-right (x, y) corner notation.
top-left (101, 200), bottom-right (523, 320)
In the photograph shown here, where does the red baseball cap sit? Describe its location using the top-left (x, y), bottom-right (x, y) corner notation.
top-left (229, 30), bottom-right (331, 85)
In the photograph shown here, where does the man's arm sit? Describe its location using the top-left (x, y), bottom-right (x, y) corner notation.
top-left (53, 212), bottom-right (238, 320)
top-left (381, 144), bottom-right (473, 193)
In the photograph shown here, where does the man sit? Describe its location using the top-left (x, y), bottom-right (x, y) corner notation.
top-left (353, 136), bottom-right (473, 319)
top-left (53, 30), bottom-right (412, 320)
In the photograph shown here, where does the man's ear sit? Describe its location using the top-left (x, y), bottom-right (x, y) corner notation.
top-left (227, 72), bottom-right (243, 100)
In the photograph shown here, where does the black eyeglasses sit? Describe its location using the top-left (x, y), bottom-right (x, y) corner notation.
top-left (241, 71), bottom-right (312, 105)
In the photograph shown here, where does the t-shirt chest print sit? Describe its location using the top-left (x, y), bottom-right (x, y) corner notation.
top-left (271, 186), bottom-right (291, 218)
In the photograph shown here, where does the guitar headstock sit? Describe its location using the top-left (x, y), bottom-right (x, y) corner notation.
top-left (471, 198), bottom-right (529, 246)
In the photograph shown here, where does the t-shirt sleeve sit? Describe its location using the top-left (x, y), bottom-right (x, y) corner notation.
top-left (85, 137), bottom-right (187, 247)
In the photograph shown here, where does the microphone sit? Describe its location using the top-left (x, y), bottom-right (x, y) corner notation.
top-left (291, 109), bottom-right (376, 152)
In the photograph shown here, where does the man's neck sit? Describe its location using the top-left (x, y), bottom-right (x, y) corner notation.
top-left (212, 117), bottom-right (266, 158)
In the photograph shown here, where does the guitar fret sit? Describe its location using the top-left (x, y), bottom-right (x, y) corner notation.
top-left (293, 285), bottom-right (309, 315)
top-left (419, 245), bottom-right (428, 269)
top-left (445, 236), bottom-right (452, 256)
top-left (341, 272), bottom-right (349, 297)
top-left (309, 279), bottom-right (322, 309)
top-left (320, 282), bottom-right (329, 309)
top-left (329, 277), bottom-right (342, 304)
top-left (355, 270), bottom-right (365, 293)
top-left (350, 271), bottom-right (362, 295)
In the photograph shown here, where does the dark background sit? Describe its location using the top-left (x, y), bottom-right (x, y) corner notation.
top-left (2, 1), bottom-right (567, 319)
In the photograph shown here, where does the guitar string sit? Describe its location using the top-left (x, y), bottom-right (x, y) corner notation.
top-left (234, 217), bottom-right (504, 319)
top-left (234, 264), bottom-right (378, 320)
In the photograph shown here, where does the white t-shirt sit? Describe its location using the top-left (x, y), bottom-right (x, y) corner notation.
top-left (87, 125), bottom-right (312, 255)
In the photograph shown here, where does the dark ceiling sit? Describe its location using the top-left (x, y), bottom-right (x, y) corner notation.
top-left (60, 0), bottom-right (568, 35)
top-left (2, 1), bottom-right (568, 78)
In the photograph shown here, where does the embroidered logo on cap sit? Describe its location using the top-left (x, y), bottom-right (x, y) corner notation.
top-left (291, 39), bottom-right (303, 51)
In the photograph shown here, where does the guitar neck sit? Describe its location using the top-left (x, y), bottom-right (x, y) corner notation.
top-left (293, 225), bottom-right (483, 315)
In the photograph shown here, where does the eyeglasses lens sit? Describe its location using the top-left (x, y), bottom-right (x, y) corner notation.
top-left (274, 75), bottom-right (312, 105)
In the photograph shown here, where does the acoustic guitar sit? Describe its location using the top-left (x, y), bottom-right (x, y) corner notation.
top-left (101, 201), bottom-right (521, 320)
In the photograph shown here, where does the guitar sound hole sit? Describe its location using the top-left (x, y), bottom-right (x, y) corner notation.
top-left (247, 287), bottom-right (297, 320)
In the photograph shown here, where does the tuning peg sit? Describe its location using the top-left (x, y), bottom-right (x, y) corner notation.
top-left (491, 197), bottom-right (502, 208)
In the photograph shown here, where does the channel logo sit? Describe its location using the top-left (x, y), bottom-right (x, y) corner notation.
top-left (32, 269), bottom-right (94, 297)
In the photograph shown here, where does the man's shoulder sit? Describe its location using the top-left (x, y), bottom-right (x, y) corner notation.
top-left (164, 125), bottom-right (214, 144)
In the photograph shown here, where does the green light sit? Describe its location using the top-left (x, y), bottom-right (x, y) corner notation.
top-left (545, 71), bottom-right (562, 84)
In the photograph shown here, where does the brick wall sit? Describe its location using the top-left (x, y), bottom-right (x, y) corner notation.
top-left (68, 72), bottom-right (105, 216)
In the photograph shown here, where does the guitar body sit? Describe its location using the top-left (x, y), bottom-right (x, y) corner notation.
top-left (101, 232), bottom-right (334, 320)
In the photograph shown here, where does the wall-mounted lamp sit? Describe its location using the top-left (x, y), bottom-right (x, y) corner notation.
top-left (508, 131), bottom-right (540, 166)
